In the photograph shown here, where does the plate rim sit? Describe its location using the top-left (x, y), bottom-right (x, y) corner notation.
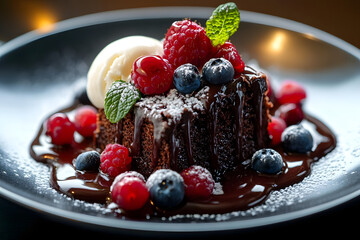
top-left (1, 7), bottom-right (359, 59)
top-left (0, 6), bottom-right (359, 233)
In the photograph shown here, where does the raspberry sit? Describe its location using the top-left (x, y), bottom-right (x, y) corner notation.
top-left (267, 116), bottom-right (287, 146)
top-left (180, 165), bottom-right (215, 200)
top-left (74, 105), bottom-right (97, 137)
top-left (131, 55), bottom-right (173, 95)
top-left (163, 20), bottom-right (212, 69)
top-left (111, 176), bottom-right (149, 211)
top-left (46, 113), bottom-right (75, 145)
top-left (212, 42), bottom-right (245, 75)
top-left (100, 144), bottom-right (132, 177)
top-left (277, 80), bottom-right (306, 105)
top-left (276, 103), bottom-right (304, 126)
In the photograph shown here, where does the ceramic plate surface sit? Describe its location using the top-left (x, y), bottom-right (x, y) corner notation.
top-left (0, 7), bottom-right (359, 234)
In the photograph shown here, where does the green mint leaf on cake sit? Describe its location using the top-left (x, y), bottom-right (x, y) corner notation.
top-left (104, 80), bottom-right (141, 123)
top-left (205, 2), bottom-right (240, 46)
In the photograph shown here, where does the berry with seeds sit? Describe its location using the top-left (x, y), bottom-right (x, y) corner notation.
top-left (146, 169), bottom-right (185, 209)
top-left (46, 113), bottom-right (75, 145)
top-left (281, 125), bottom-right (313, 153)
top-left (251, 149), bottom-right (283, 175)
top-left (202, 58), bottom-right (234, 85)
top-left (75, 150), bottom-right (100, 171)
top-left (212, 42), bottom-right (245, 75)
top-left (180, 165), bottom-right (215, 199)
top-left (111, 176), bottom-right (149, 211)
top-left (173, 64), bottom-right (201, 94)
top-left (74, 105), bottom-right (97, 137)
top-left (100, 144), bottom-right (132, 177)
top-left (275, 103), bottom-right (304, 126)
top-left (277, 80), bottom-right (306, 105)
top-left (163, 20), bottom-right (212, 69)
top-left (131, 55), bottom-right (173, 95)
top-left (267, 116), bottom-right (287, 146)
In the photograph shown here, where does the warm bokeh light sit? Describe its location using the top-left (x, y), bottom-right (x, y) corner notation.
top-left (270, 32), bottom-right (286, 52)
top-left (33, 11), bottom-right (56, 33)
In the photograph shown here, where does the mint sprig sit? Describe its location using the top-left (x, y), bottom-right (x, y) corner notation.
top-left (205, 2), bottom-right (240, 46)
top-left (104, 80), bottom-right (141, 123)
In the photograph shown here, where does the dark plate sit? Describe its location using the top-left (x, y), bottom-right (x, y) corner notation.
top-left (0, 7), bottom-right (359, 234)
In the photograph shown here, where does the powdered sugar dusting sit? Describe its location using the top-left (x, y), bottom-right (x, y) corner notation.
top-left (136, 88), bottom-right (207, 126)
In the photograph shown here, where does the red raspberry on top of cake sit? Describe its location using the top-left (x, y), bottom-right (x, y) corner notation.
top-left (163, 20), bottom-right (213, 69)
top-left (212, 41), bottom-right (245, 75)
top-left (131, 55), bottom-right (173, 95)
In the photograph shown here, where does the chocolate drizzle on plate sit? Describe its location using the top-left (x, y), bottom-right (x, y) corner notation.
top-left (30, 71), bottom-right (336, 218)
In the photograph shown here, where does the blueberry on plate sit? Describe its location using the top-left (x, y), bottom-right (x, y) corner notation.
top-left (146, 169), bottom-right (185, 209)
top-left (202, 58), bottom-right (234, 85)
top-left (173, 64), bottom-right (201, 94)
top-left (75, 150), bottom-right (100, 171)
top-left (251, 148), bottom-right (283, 175)
top-left (281, 124), bottom-right (313, 153)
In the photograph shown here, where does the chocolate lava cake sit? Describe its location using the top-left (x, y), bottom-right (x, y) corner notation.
top-left (95, 67), bottom-right (272, 179)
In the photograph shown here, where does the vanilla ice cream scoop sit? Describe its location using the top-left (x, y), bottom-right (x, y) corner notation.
top-left (87, 36), bottom-right (164, 108)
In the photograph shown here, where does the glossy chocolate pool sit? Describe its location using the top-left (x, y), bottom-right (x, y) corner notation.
top-left (30, 102), bottom-right (336, 218)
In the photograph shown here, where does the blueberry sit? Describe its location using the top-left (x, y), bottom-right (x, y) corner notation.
top-left (146, 169), bottom-right (185, 209)
top-left (251, 149), bottom-right (283, 174)
top-left (202, 58), bottom-right (234, 85)
top-left (281, 125), bottom-right (313, 153)
top-left (173, 64), bottom-right (201, 94)
top-left (75, 150), bottom-right (100, 171)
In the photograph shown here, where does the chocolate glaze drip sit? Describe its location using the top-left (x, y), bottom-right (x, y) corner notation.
top-left (234, 81), bottom-right (245, 163)
top-left (251, 78), bottom-right (267, 148)
top-left (169, 125), bottom-right (179, 171)
top-left (131, 108), bottom-right (144, 158)
top-left (151, 117), bottom-right (163, 168)
top-left (183, 111), bottom-right (194, 166)
top-left (209, 99), bottom-right (219, 169)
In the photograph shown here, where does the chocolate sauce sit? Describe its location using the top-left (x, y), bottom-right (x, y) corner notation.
top-left (209, 99), bottom-right (219, 169)
top-left (30, 80), bottom-right (336, 219)
top-left (131, 108), bottom-right (143, 158)
top-left (234, 81), bottom-right (245, 163)
top-left (184, 111), bottom-right (194, 166)
top-left (251, 78), bottom-right (266, 148)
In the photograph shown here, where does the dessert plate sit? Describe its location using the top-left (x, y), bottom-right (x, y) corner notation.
top-left (0, 7), bottom-right (359, 234)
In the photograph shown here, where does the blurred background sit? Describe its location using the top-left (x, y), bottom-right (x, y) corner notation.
top-left (0, 0), bottom-right (359, 48)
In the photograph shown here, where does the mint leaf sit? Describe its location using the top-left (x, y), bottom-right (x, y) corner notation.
top-left (104, 80), bottom-right (141, 123)
top-left (206, 2), bottom-right (240, 46)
